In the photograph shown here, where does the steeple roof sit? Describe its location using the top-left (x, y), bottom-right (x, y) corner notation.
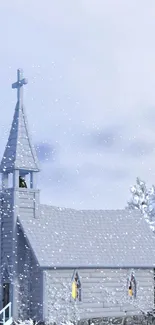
top-left (0, 69), bottom-right (39, 173)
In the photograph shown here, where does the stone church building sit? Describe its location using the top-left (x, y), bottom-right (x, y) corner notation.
top-left (0, 69), bottom-right (155, 324)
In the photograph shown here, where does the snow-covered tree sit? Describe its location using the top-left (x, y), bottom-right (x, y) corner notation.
top-left (147, 185), bottom-right (155, 219)
top-left (127, 177), bottom-right (155, 230)
top-left (127, 177), bottom-right (148, 213)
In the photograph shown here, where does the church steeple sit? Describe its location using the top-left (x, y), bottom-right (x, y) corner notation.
top-left (0, 69), bottom-right (39, 174)
top-left (0, 70), bottom-right (40, 318)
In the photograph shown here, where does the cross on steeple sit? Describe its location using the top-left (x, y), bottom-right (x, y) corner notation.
top-left (12, 69), bottom-right (28, 107)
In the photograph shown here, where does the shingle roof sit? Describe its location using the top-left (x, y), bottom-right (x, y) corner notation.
top-left (18, 206), bottom-right (155, 268)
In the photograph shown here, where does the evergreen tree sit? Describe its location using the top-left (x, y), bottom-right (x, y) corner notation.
top-left (127, 177), bottom-right (148, 213)
top-left (127, 177), bottom-right (155, 231)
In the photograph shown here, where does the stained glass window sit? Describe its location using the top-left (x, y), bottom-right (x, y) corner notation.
top-left (127, 272), bottom-right (137, 298)
top-left (72, 271), bottom-right (81, 301)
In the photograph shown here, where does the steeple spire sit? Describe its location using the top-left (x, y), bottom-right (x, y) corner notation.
top-left (0, 69), bottom-right (39, 173)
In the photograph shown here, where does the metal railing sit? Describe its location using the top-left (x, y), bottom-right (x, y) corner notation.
top-left (0, 303), bottom-right (12, 325)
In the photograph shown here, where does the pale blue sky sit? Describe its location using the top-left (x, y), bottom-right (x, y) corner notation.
top-left (0, 0), bottom-right (155, 209)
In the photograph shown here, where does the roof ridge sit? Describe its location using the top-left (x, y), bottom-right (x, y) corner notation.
top-left (40, 204), bottom-right (140, 214)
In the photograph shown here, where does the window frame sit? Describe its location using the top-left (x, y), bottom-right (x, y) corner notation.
top-left (72, 270), bottom-right (82, 302)
top-left (127, 271), bottom-right (137, 299)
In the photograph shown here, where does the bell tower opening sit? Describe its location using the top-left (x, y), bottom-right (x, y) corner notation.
top-left (1, 172), bottom-right (13, 189)
top-left (1, 170), bottom-right (38, 190)
top-left (18, 171), bottom-right (38, 189)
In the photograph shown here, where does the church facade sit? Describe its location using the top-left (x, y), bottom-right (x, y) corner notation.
top-left (0, 69), bottom-right (155, 324)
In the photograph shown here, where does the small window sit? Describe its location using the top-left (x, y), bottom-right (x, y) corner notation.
top-left (72, 271), bottom-right (81, 301)
top-left (127, 272), bottom-right (137, 298)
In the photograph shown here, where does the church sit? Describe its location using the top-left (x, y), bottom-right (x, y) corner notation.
top-left (1, 69), bottom-right (155, 324)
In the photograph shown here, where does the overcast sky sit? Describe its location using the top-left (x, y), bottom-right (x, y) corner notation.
top-left (0, 0), bottom-right (155, 209)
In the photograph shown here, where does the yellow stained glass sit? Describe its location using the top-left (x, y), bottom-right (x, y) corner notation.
top-left (72, 281), bottom-right (77, 299)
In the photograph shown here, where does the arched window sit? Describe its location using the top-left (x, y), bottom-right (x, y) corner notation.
top-left (127, 271), bottom-right (137, 298)
top-left (71, 270), bottom-right (81, 301)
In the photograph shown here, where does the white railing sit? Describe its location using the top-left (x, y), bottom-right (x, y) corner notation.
top-left (0, 303), bottom-right (12, 325)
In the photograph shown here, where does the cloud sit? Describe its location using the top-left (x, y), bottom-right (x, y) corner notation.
top-left (35, 143), bottom-right (57, 162)
top-left (85, 125), bottom-right (123, 150)
top-left (125, 140), bottom-right (155, 158)
top-left (77, 162), bottom-right (130, 181)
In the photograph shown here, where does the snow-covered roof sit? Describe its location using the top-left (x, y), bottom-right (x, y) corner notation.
top-left (0, 69), bottom-right (39, 173)
top-left (18, 207), bottom-right (155, 268)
